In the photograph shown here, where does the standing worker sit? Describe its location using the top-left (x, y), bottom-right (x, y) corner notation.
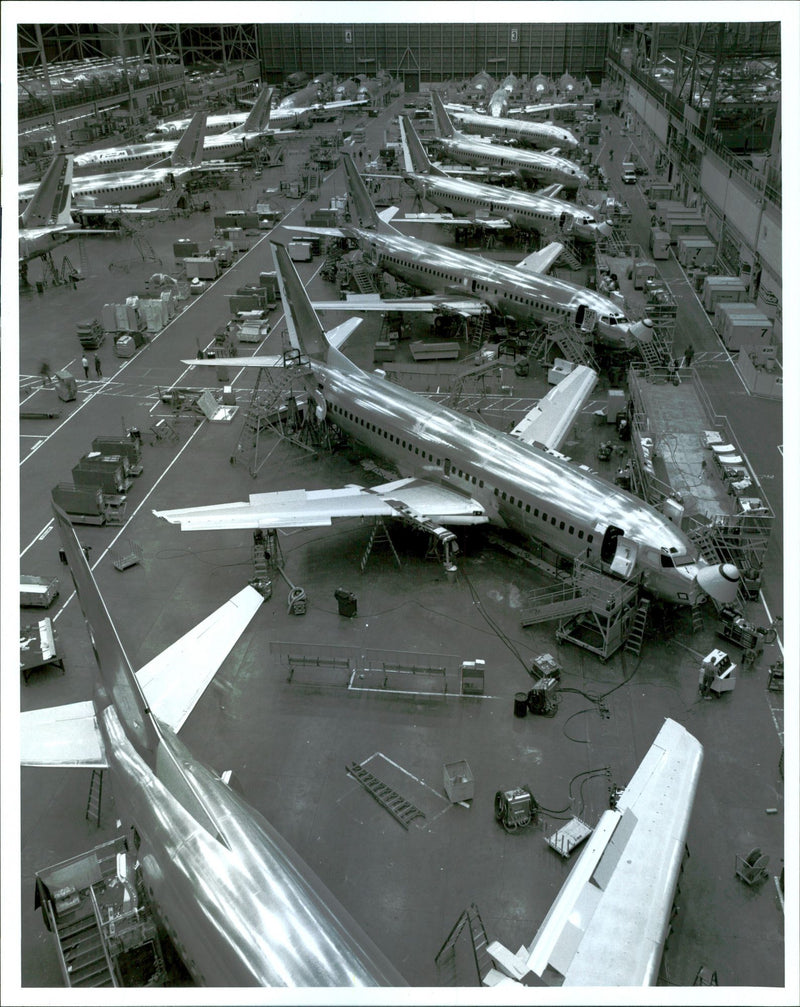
top-left (39, 360), bottom-right (52, 386)
top-left (94, 354), bottom-right (103, 378)
top-left (81, 353), bottom-right (90, 379)
top-left (684, 344), bottom-right (695, 367)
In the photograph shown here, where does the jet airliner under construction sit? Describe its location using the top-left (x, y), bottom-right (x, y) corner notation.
top-left (155, 242), bottom-right (739, 609)
top-left (443, 102), bottom-right (579, 152)
top-left (430, 91), bottom-right (588, 191)
top-left (72, 89), bottom-right (273, 176)
top-left (21, 504), bottom-right (407, 988)
top-left (295, 152), bottom-right (634, 349)
top-left (397, 115), bottom-right (611, 243)
top-left (19, 111), bottom-right (218, 209)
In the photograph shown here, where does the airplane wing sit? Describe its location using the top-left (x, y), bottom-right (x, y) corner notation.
top-left (21, 586), bottom-right (264, 766)
top-left (393, 213), bottom-right (511, 230)
top-left (508, 365), bottom-right (597, 451)
top-left (482, 719), bottom-right (703, 987)
top-left (136, 585), bottom-right (263, 733)
top-left (154, 476), bottom-right (488, 533)
top-left (309, 295), bottom-right (486, 316)
top-left (21, 701), bottom-right (106, 768)
top-left (516, 242), bottom-right (565, 275)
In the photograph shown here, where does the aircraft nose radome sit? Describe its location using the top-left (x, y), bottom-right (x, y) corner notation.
top-left (695, 562), bottom-right (741, 605)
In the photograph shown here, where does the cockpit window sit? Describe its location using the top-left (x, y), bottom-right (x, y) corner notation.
top-left (660, 552), bottom-right (675, 568)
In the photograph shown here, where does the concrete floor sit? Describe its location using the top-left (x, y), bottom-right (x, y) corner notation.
top-left (10, 95), bottom-right (789, 996)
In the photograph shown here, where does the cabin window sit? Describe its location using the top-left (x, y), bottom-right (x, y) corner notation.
top-left (525, 504), bottom-right (530, 512)
top-left (518, 499), bottom-right (523, 508)
top-left (559, 520), bottom-right (565, 530)
top-left (542, 512), bottom-right (547, 521)
top-left (534, 508), bottom-right (539, 517)
top-left (479, 479), bottom-right (484, 488)
top-left (587, 534), bottom-right (594, 543)
top-left (551, 517), bottom-right (556, 525)
top-left (569, 525), bottom-right (574, 534)
top-left (578, 529), bottom-right (584, 539)
top-left (501, 491), bottom-right (507, 501)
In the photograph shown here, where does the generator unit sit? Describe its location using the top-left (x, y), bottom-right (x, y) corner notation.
top-left (494, 786), bottom-right (537, 833)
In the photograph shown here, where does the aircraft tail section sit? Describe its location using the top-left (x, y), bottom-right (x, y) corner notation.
top-left (20, 153), bottom-right (73, 228)
top-left (431, 90), bottom-right (458, 139)
top-left (341, 152), bottom-right (399, 235)
top-left (168, 109), bottom-right (208, 167)
top-left (399, 115), bottom-right (446, 176)
top-left (272, 242), bottom-right (332, 363)
top-left (52, 502), bottom-right (161, 765)
top-left (233, 86), bottom-right (273, 134)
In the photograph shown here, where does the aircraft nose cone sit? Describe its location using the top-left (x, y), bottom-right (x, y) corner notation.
top-left (696, 562), bottom-right (741, 605)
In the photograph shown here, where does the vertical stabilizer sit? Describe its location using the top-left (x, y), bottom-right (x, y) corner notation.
top-left (232, 86), bottom-right (273, 134)
top-left (20, 153), bottom-right (74, 228)
top-left (431, 90), bottom-right (458, 138)
top-left (341, 152), bottom-right (399, 234)
top-left (169, 109), bottom-right (208, 167)
top-left (398, 115), bottom-right (446, 176)
top-left (52, 502), bottom-right (161, 765)
top-left (271, 242), bottom-right (330, 361)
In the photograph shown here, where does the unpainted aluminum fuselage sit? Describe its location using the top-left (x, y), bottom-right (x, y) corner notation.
top-left (92, 686), bottom-right (406, 986)
top-left (430, 134), bottom-right (589, 190)
top-left (401, 170), bottom-right (604, 242)
top-left (444, 106), bottom-right (579, 151)
top-left (344, 224), bottom-right (633, 347)
top-left (311, 348), bottom-right (706, 605)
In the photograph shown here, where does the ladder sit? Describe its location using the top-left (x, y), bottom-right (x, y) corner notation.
top-left (469, 306), bottom-right (490, 350)
top-left (345, 762), bottom-right (426, 830)
top-left (351, 262), bottom-right (378, 293)
top-left (690, 602), bottom-right (705, 634)
top-left (360, 518), bottom-right (402, 572)
top-left (694, 965), bottom-right (719, 986)
top-left (250, 534), bottom-right (272, 596)
top-left (435, 903), bottom-right (493, 986)
top-left (545, 320), bottom-right (597, 369)
top-left (86, 769), bottom-right (103, 826)
top-left (557, 237), bottom-right (582, 270)
top-left (637, 333), bottom-right (662, 370)
top-left (624, 597), bottom-right (650, 657)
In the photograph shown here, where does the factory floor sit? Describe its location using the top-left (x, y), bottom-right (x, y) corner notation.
top-left (12, 96), bottom-right (788, 996)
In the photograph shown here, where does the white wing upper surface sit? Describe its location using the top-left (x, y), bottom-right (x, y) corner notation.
top-left (154, 477), bottom-right (489, 532)
top-left (516, 241), bottom-right (564, 276)
top-left (509, 364), bottom-right (598, 451)
top-left (20, 701), bottom-right (106, 768)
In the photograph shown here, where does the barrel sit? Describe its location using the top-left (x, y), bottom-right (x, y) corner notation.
top-left (514, 692), bottom-right (528, 718)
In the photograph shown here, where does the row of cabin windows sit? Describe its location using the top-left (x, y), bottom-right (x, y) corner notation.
top-left (331, 401), bottom-right (488, 487)
top-left (330, 401), bottom-right (595, 544)
top-left (444, 190), bottom-right (570, 227)
top-left (494, 486), bottom-right (594, 542)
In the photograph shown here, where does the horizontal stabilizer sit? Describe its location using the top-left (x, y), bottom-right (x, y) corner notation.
top-left (537, 183), bottom-right (564, 199)
top-left (154, 478), bottom-right (488, 533)
top-left (509, 364), bottom-right (597, 452)
top-left (284, 224), bottom-right (346, 238)
top-left (21, 701), bottom-right (106, 768)
top-left (516, 242), bottom-right (565, 276)
top-left (136, 585), bottom-right (263, 733)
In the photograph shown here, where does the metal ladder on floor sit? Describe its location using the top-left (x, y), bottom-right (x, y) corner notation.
top-left (690, 602), bottom-right (705, 634)
top-left (345, 762), bottom-right (426, 830)
top-left (360, 518), bottom-right (402, 572)
top-left (557, 236), bottom-right (582, 270)
top-left (545, 320), bottom-right (597, 369)
top-left (86, 769), bottom-right (103, 826)
top-left (434, 903), bottom-right (493, 986)
top-left (351, 261), bottom-right (378, 293)
top-left (624, 597), bottom-right (650, 657)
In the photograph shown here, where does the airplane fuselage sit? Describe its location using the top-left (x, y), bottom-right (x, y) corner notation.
top-left (19, 226), bottom-right (72, 262)
top-left (312, 351), bottom-right (706, 605)
top-left (98, 701), bottom-right (405, 986)
top-left (73, 134), bottom-right (257, 176)
top-left (402, 171), bottom-right (606, 242)
top-left (20, 167), bottom-right (189, 208)
top-left (347, 226), bottom-right (633, 347)
top-left (430, 136), bottom-right (588, 190)
top-left (444, 107), bottom-right (579, 151)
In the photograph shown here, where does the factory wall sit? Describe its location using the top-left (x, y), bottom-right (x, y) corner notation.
top-left (257, 22), bottom-right (608, 86)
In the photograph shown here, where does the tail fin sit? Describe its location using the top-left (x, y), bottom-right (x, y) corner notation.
top-left (20, 153), bottom-right (73, 228)
top-left (167, 109), bottom-right (208, 167)
top-left (341, 152), bottom-right (399, 234)
top-left (430, 90), bottom-right (457, 139)
top-left (271, 242), bottom-right (330, 361)
top-left (52, 501), bottom-right (160, 765)
top-left (232, 86), bottom-right (273, 134)
top-left (398, 115), bottom-right (445, 176)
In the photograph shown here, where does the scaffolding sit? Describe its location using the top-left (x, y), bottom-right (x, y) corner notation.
top-left (521, 557), bottom-right (642, 661)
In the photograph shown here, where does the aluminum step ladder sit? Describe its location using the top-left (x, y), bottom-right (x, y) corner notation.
top-left (624, 597), bottom-right (650, 657)
top-left (360, 517), bottom-right (402, 572)
top-left (345, 761), bottom-right (426, 829)
top-left (435, 903), bottom-right (493, 986)
top-left (85, 769), bottom-right (103, 826)
top-left (556, 236), bottom-right (582, 270)
top-left (351, 262), bottom-right (378, 293)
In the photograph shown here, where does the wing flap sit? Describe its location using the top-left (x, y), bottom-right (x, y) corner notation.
top-left (516, 242), bottom-right (564, 276)
top-left (154, 479), bottom-right (488, 533)
top-left (21, 701), bottom-right (106, 768)
top-left (136, 585), bottom-right (263, 733)
top-left (509, 364), bottom-right (597, 451)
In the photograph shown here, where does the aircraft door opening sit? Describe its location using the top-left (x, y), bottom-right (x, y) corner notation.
top-left (600, 525), bottom-right (624, 565)
top-left (444, 458), bottom-right (452, 476)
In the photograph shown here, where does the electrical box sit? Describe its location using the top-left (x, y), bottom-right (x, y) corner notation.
top-left (288, 242), bottom-right (312, 262)
top-left (460, 659), bottom-right (485, 695)
top-left (443, 761), bottom-right (474, 803)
